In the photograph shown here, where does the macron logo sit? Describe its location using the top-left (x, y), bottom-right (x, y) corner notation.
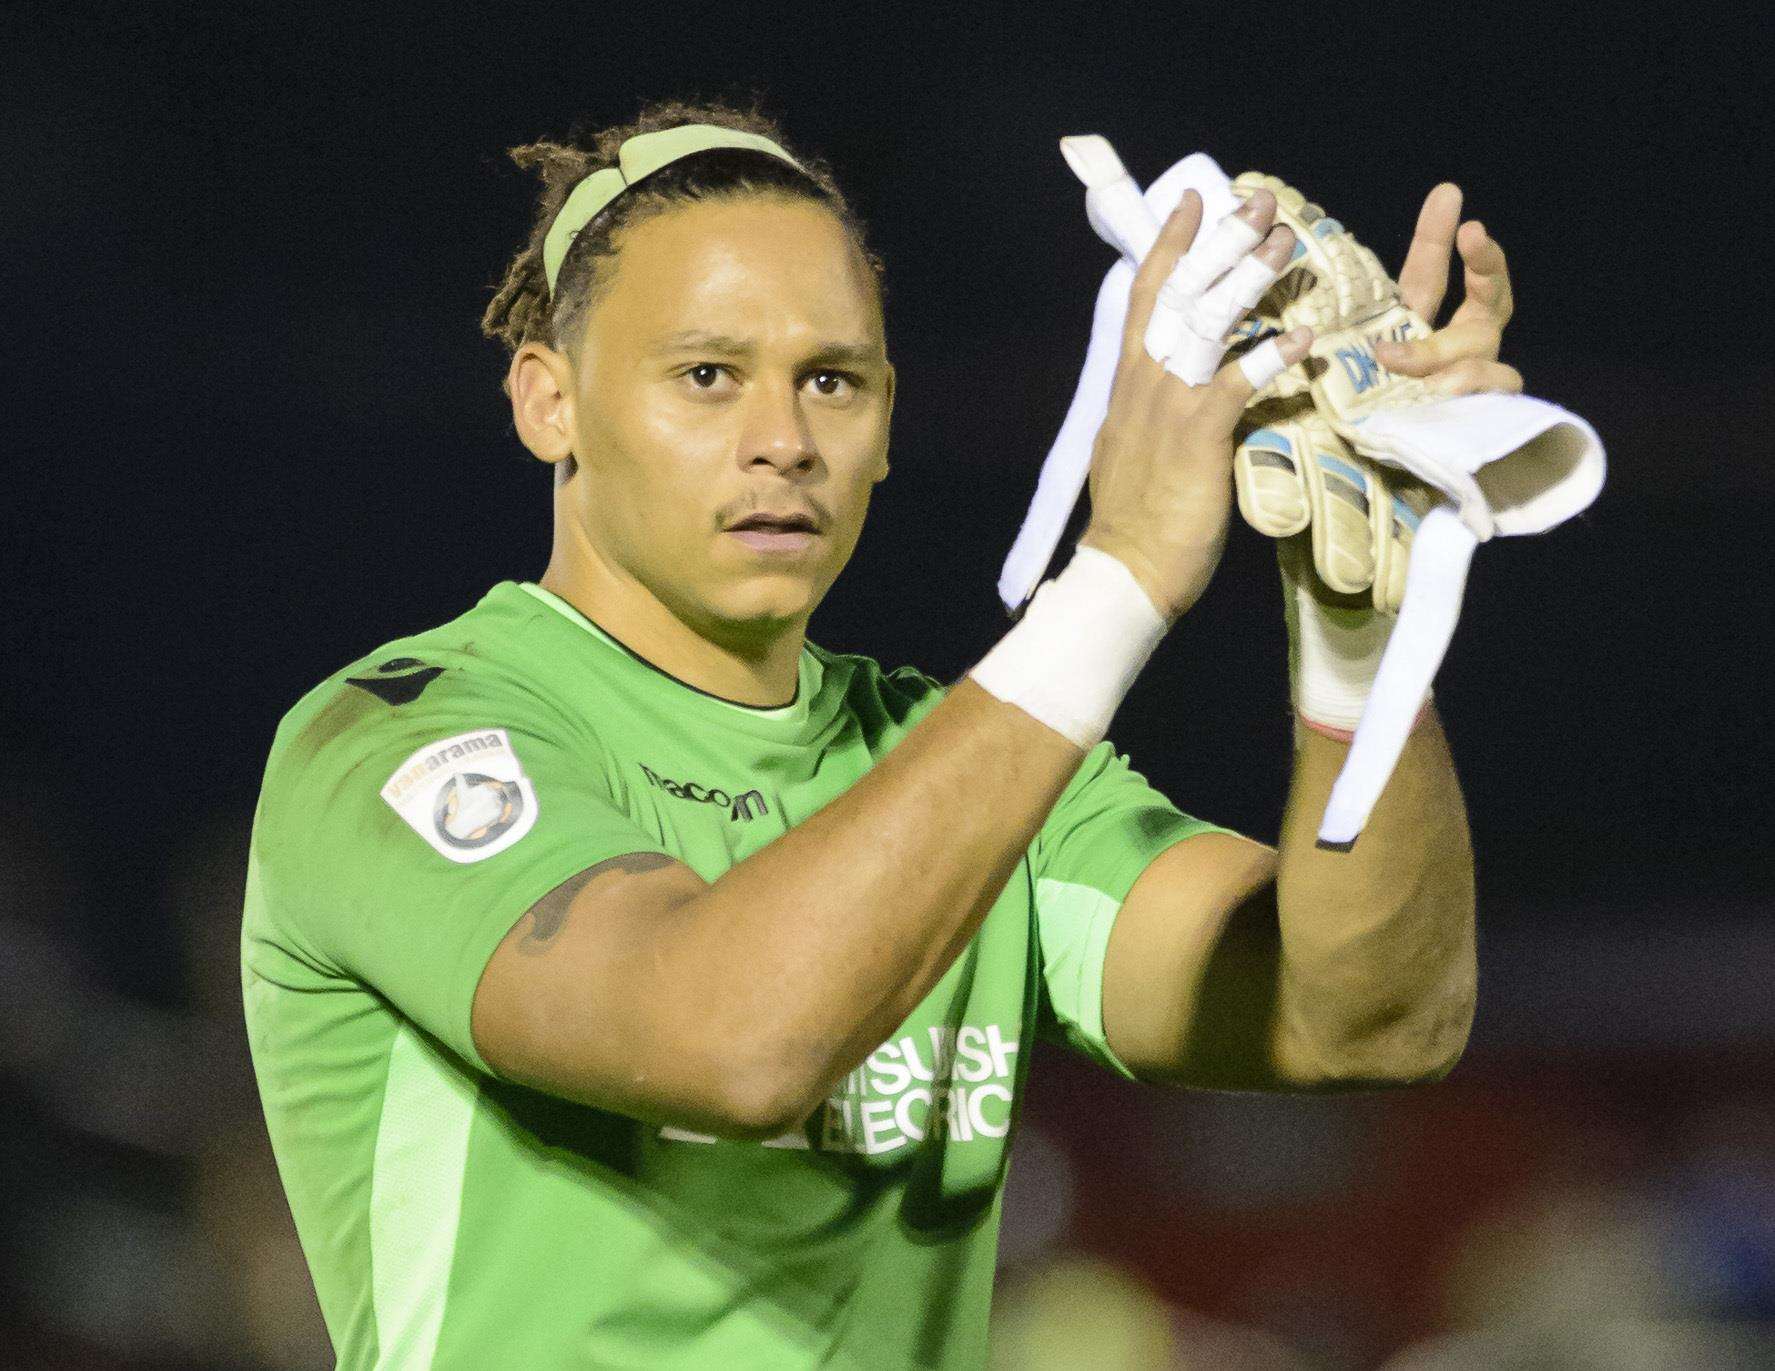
top-left (639, 764), bottom-right (768, 823)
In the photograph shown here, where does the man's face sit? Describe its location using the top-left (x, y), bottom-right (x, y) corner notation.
top-left (561, 195), bottom-right (893, 646)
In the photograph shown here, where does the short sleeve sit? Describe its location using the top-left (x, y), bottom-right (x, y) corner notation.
top-left (1030, 740), bottom-right (1234, 1078)
top-left (251, 672), bottom-right (669, 1074)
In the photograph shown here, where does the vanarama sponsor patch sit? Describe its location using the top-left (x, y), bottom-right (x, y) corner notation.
top-left (381, 728), bottom-right (539, 864)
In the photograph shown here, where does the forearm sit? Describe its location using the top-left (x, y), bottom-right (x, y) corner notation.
top-left (677, 678), bottom-right (1086, 1109)
top-left (1270, 706), bottom-right (1477, 1082)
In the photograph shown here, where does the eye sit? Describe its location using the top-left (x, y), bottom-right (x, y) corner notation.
top-left (807, 370), bottom-right (858, 399)
top-left (685, 363), bottom-right (728, 389)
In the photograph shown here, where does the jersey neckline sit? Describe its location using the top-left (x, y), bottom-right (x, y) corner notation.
top-left (505, 581), bottom-right (849, 743)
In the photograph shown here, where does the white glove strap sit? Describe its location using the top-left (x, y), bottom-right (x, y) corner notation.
top-left (1285, 578), bottom-right (1397, 732)
top-left (1347, 392), bottom-right (1605, 540)
top-left (970, 545), bottom-right (1167, 749)
top-left (998, 150), bottom-right (1241, 613)
top-left (1318, 506), bottom-right (1474, 848)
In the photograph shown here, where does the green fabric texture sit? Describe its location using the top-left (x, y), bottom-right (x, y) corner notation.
top-left (242, 581), bottom-right (1221, 1369)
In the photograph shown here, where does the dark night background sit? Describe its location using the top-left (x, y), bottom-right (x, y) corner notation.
top-left (2, 4), bottom-right (1772, 1367)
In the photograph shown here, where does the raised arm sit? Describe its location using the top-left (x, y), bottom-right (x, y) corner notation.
top-left (471, 681), bottom-right (1086, 1139)
top-left (1098, 709), bottom-right (1474, 1091)
top-left (471, 188), bottom-right (1310, 1138)
top-left (1096, 184), bottom-right (1511, 1090)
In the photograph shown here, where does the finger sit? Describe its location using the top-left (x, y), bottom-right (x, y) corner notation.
top-left (1189, 326), bottom-right (1312, 434)
top-left (1427, 358), bottom-right (1523, 398)
top-left (1236, 322), bottom-right (1297, 389)
top-left (1306, 443), bottom-right (1380, 595)
top-left (1189, 224), bottom-right (1296, 335)
top-left (1374, 317), bottom-right (1502, 375)
top-left (1277, 531), bottom-right (1317, 594)
top-left (1163, 224), bottom-right (1297, 384)
top-left (1145, 191), bottom-right (1276, 369)
top-left (1451, 220), bottom-right (1514, 328)
top-left (1277, 529), bottom-right (1368, 610)
top-left (1123, 190), bottom-right (1203, 357)
top-left (1170, 188), bottom-right (1275, 301)
top-left (1236, 422), bottom-right (1312, 537)
top-left (1396, 182), bottom-right (1462, 322)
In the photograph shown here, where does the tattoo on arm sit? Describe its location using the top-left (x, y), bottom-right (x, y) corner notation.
top-left (516, 851), bottom-right (678, 955)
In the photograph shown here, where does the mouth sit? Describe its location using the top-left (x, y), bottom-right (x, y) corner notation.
top-left (724, 510), bottom-right (822, 555)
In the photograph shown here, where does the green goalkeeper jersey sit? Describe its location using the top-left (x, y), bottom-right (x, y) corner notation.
top-left (243, 580), bottom-right (1223, 1370)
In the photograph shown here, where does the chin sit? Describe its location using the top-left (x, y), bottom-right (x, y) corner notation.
top-left (717, 585), bottom-right (816, 629)
top-left (689, 573), bottom-right (823, 637)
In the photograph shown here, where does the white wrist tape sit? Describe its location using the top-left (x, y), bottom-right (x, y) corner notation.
top-left (969, 545), bottom-right (1167, 749)
top-left (1284, 578), bottom-right (1398, 731)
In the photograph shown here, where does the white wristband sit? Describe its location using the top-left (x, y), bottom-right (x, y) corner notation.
top-left (969, 545), bottom-right (1168, 748)
top-left (1284, 577), bottom-right (1414, 731)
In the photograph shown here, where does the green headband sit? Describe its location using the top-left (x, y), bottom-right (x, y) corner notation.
top-left (542, 124), bottom-right (806, 294)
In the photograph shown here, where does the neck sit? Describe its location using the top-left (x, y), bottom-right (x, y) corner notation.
top-left (538, 523), bottom-right (806, 709)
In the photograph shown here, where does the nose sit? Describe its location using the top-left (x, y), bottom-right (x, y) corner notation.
top-left (740, 379), bottom-right (819, 478)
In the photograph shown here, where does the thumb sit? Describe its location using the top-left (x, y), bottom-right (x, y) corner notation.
top-left (1374, 320), bottom-right (1499, 377)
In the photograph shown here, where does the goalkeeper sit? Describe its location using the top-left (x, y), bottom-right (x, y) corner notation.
top-left (243, 100), bottom-right (1498, 1370)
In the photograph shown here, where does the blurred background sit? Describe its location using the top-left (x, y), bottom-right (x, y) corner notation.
top-left (3, 4), bottom-right (1770, 1367)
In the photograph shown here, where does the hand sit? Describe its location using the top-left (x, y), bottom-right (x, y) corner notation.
top-left (1375, 183), bottom-right (1520, 396)
top-left (1080, 189), bottom-right (1312, 622)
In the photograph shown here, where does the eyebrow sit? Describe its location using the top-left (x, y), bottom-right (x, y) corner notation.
top-left (650, 330), bottom-right (879, 367)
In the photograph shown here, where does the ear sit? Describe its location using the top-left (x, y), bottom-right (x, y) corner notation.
top-left (873, 360), bottom-right (896, 483)
top-left (508, 343), bottom-right (577, 467)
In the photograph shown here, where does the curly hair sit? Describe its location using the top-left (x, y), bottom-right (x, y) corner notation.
top-left (481, 98), bottom-right (885, 393)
